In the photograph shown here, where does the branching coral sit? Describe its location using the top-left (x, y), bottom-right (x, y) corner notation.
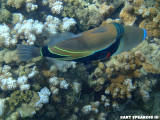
top-left (89, 50), bottom-right (160, 110)
top-left (61, 0), bottom-right (115, 31)
top-left (120, 3), bottom-right (137, 26)
top-left (7, 0), bottom-right (26, 9)
top-left (9, 90), bottom-right (33, 110)
top-left (120, 0), bottom-right (160, 38)
top-left (0, 8), bottom-right (11, 23)
top-left (0, 0), bottom-right (160, 119)
top-left (7, 0), bottom-right (37, 10)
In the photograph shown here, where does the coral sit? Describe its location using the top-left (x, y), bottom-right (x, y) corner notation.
top-left (7, 0), bottom-right (37, 10)
top-left (3, 50), bottom-right (18, 64)
top-left (0, 8), bottom-right (77, 47)
top-left (81, 101), bottom-right (100, 114)
top-left (132, 40), bottom-right (160, 69)
top-left (60, 80), bottom-right (69, 89)
top-left (9, 90), bottom-right (33, 110)
top-left (60, 17), bottom-right (76, 32)
top-left (0, 65), bottom-right (17, 91)
top-left (133, 0), bottom-right (145, 7)
top-left (13, 19), bottom-right (44, 45)
top-left (62, 0), bottom-right (104, 31)
top-left (48, 59), bottom-right (76, 72)
top-left (5, 91), bottom-right (40, 119)
top-left (89, 51), bottom-right (145, 94)
top-left (101, 95), bottom-right (110, 107)
top-left (17, 76), bottom-right (30, 90)
top-left (49, 76), bottom-right (60, 95)
top-left (0, 64), bottom-right (38, 91)
top-left (105, 77), bottom-right (136, 99)
top-left (49, 1), bottom-right (63, 14)
top-left (105, 51), bottom-right (145, 79)
top-left (26, 3), bottom-right (38, 12)
top-left (136, 78), bottom-right (157, 102)
top-left (88, 50), bottom-right (160, 109)
top-left (72, 82), bottom-right (81, 93)
top-left (0, 24), bottom-right (17, 47)
top-left (99, 3), bottom-right (115, 17)
top-left (28, 66), bottom-right (39, 78)
top-left (7, 0), bottom-right (25, 9)
top-left (103, 52), bottom-right (149, 101)
top-left (49, 76), bottom-right (69, 95)
top-left (97, 112), bottom-right (107, 120)
top-left (35, 87), bottom-right (51, 109)
top-left (0, 0), bottom-right (160, 119)
top-left (12, 13), bottom-right (24, 25)
top-left (142, 63), bottom-right (160, 74)
top-left (138, 6), bottom-right (160, 38)
top-left (42, 0), bottom-right (48, 6)
top-left (81, 105), bottom-right (92, 114)
top-left (139, 13), bottom-right (160, 38)
top-left (120, 3), bottom-right (137, 26)
top-left (104, 18), bottom-right (121, 24)
top-left (88, 62), bottom-right (106, 91)
top-left (0, 8), bottom-right (11, 23)
top-left (119, 0), bottom-right (160, 38)
top-left (44, 15), bottom-right (61, 35)
top-left (0, 98), bottom-right (6, 118)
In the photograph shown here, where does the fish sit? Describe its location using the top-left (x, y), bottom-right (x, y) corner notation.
top-left (17, 23), bottom-right (147, 63)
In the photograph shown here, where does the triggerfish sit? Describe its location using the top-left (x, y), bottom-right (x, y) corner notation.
top-left (17, 23), bottom-right (147, 63)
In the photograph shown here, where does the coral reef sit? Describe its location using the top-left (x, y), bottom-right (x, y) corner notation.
top-left (0, 8), bottom-right (11, 23)
top-left (13, 19), bottom-right (44, 45)
top-left (49, 1), bottom-right (63, 14)
top-left (9, 90), bottom-right (33, 110)
top-left (89, 49), bottom-right (160, 111)
top-left (0, 98), bottom-right (6, 118)
top-left (35, 87), bottom-right (51, 109)
top-left (61, 0), bottom-right (115, 31)
top-left (120, 0), bottom-right (160, 38)
top-left (26, 3), bottom-right (38, 12)
top-left (7, 0), bottom-right (37, 10)
top-left (120, 3), bottom-right (137, 26)
top-left (0, 0), bottom-right (160, 119)
top-left (0, 15), bottom-right (76, 47)
top-left (0, 24), bottom-right (17, 47)
top-left (7, 0), bottom-right (26, 9)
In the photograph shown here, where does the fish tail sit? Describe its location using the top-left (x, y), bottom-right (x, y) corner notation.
top-left (17, 44), bottom-right (41, 61)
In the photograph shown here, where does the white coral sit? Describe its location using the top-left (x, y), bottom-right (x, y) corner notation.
top-left (44, 15), bottom-right (61, 35)
top-left (49, 1), bottom-right (63, 14)
top-left (35, 87), bottom-right (51, 108)
top-left (1, 77), bottom-right (17, 90)
top-left (61, 17), bottom-right (76, 32)
top-left (13, 19), bottom-right (44, 45)
top-left (49, 76), bottom-right (59, 86)
top-left (82, 105), bottom-right (92, 114)
top-left (28, 66), bottom-right (38, 78)
top-left (0, 24), bottom-right (17, 47)
top-left (0, 99), bottom-right (6, 117)
top-left (60, 80), bottom-right (69, 89)
top-left (26, 3), bottom-right (38, 12)
top-left (17, 76), bottom-right (30, 90)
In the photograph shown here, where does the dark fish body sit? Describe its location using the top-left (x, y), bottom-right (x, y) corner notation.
top-left (17, 23), bottom-right (147, 62)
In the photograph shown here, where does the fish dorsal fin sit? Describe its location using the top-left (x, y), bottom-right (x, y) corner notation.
top-left (48, 32), bottom-right (79, 46)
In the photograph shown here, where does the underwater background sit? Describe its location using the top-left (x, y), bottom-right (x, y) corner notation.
top-left (0, 0), bottom-right (160, 120)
